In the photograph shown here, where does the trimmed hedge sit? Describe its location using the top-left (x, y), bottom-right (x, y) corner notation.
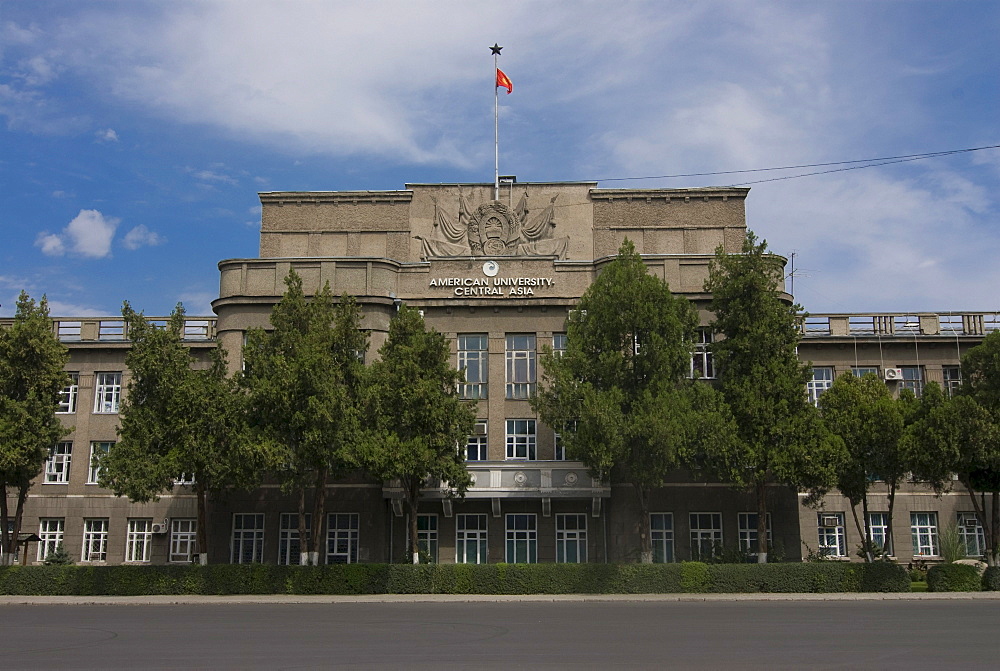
top-left (927, 564), bottom-right (981, 592)
top-left (982, 566), bottom-right (1000, 591)
top-left (0, 562), bottom-right (910, 596)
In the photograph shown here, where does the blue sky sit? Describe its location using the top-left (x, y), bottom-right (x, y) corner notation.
top-left (2, 0), bottom-right (999, 318)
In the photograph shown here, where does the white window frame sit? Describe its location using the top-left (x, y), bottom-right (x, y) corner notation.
top-left (899, 366), bottom-right (924, 398)
top-left (505, 334), bottom-right (536, 399)
top-left (807, 367), bottom-right (834, 406)
top-left (505, 419), bottom-right (536, 460)
top-left (552, 333), bottom-right (568, 356)
top-left (556, 513), bottom-right (587, 563)
top-left (93, 371), bottom-right (123, 413)
top-left (125, 519), bottom-right (153, 563)
top-left (44, 442), bottom-right (72, 484)
top-left (737, 512), bottom-right (772, 555)
top-left (651, 513), bottom-right (674, 563)
top-left (87, 442), bottom-right (112, 485)
top-left (456, 514), bottom-right (488, 564)
top-left (910, 512), bottom-right (939, 557)
top-left (851, 366), bottom-right (879, 378)
top-left (417, 514), bottom-right (438, 563)
top-left (81, 518), bottom-right (109, 562)
top-left (505, 513), bottom-right (537, 563)
top-left (457, 334), bottom-right (489, 399)
top-left (231, 513), bottom-right (264, 564)
top-left (690, 328), bottom-right (715, 379)
top-left (169, 519), bottom-right (197, 563)
top-left (866, 512), bottom-right (892, 555)
top-left (57, 373), bottom-right (79, 413)
top-left (957, 512), bottom-right (986, 558)
top-left (279, 513), bottom-right (310, 565)
top-left (37, 518), bottom-right (65, 561)
top-left (466, 421), bottom-right (488, 461)
top-left (690, 512), bottom-right (723, 560)
top-left (817, 512), bottom-right (847, 557)
top-left (943, 366), bottom-right (962, 398)
top-left (326, 513), bottom-right (359, 564)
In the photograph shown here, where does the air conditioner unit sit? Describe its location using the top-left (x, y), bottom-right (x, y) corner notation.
top-left (884, 368), bottom-right (903, 381)
top-left (821, 516), bottom-right (841, 528)
top-left (151, 523), bottom-right (168, 535)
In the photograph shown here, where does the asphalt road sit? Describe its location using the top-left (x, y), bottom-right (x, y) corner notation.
top-left (3, 599), bottom-right (998, 669)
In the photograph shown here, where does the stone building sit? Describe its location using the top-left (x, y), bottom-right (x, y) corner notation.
top-left (3, 181), bottom-right (993, 565)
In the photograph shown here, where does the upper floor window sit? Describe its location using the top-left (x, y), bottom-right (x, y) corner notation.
top-left (807, 367), bottom-right (834, 406)
top-left (44, 442), bottom-right (72, 484)
top-left (505, 334), bottom-right (536, 399)
top-left (552, 333), bottom-right (568, 357)
top-left (57, 373), bottom-right (79, 413)
top-left (88, 442), bottom-right (113, 485)
top-left (943, 366), bottom-right (962, 398)
top-left (457, 334), bottom-right (488, 400)
top-left (506, 419), bottom-right (536, 460)
top-left (93, 372), bottom-right (122, 413)
top-left (851, 366), bottom-right (879, 378)
top-left (690, 328), bottom-right (715, 379)
top-left (465, 421), bottom-right (488, 461)
top-left (899, 366), bottom-right (924, 398)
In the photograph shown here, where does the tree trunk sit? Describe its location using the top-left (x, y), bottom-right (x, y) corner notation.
top-left (991, 490), bottom-right (1000, 568)
top-left (1, 484), bottom-right (29, 566)
top-left (861, 494), bottom-right (874, 562)
top-left (756, 481), bottom-right (768, 564)
top-left (962, 479), bottom-right (991, 566)
top-left (196, 481), bottom-right (209, 565)
top-left (885, 480), bottom-right (897, 558)
top-left (0, 484), bottom-right (11, 564)
top-left (635, 485), bottom-right (652, 564)
top-left (308, 467), bottom-right (329, 565)
top-left (407, 481), bottom-right (421, 564)
top-left (297, 487), bottom-right (312, 565)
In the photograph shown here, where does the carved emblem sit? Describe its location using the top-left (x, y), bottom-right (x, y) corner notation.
top-left (415, 189), bottom-right (569, 260)
top-left (564, 472), bottom-right (579, 486)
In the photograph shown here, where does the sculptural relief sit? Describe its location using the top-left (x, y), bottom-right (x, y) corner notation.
top-left (415, 189), bottom-right (569, 260)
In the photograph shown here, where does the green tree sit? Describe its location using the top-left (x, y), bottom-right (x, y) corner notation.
top-left (703, 231), bottom-right (844, 563)
top-left (99, 302), bottom-right (260, 564)
top-left (819, 372), bottom-right (904, 561)
top-left (534, 239), bottom-right (736, 563)
top-left (0, 292), bottom-right (69, 566)
top-left (363, 305), bottom-right (475, 564)
top-left (242, 271), bottom-right (367, 564)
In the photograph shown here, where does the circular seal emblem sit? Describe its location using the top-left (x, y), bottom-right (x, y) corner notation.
top-left (482, 260), bottom-right (499, 277)
top-left (564, 472), bottom-right (579, 486)
top-left (513, 471), bottom-right (527, 486)
top-left (469, 473), bottom-right (478, 485)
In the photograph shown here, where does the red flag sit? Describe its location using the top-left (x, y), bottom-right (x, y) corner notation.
top-left (496, 68), bottom-right (513, 94)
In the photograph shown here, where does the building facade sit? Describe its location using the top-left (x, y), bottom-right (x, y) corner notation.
top-left (3, 181), bottom-right (993, 566)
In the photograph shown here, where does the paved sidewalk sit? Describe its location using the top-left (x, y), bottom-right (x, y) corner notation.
top-left (3, 591), bottom-right (1000, 605)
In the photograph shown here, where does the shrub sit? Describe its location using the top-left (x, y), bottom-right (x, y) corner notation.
top-left (981, 566), bottom-right (1000, 591)
top-left (680, 562), bottom-right (711, 593)
top-left (927, 563), bottom-right (980, 592)
top-left (42, 544), bottom-right (74, 566)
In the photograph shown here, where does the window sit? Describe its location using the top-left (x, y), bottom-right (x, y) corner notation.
top-left (81, 518), bottom-right (109, 562)
top-left (93, 372), bottom-right (122, 413)
top-left (958, 512), bottom-right (986, 558)
top-left (867, 512), bottom-right (892, 555)
top-left (552, 333), bottom-right (568, 356)
top-left (417, 514), bottom-right (438, 563)
top-left (505, 514), bottom-right (537, 563)
top-left (57, 373), bottom-right (79, 413)
top-left (737, 513), bottom-right (772, 555)
top-left (466, 421), bottom-right (488, 461)
top-left (807, 367), bottom-right (834, 406)
top-left (88, 442), bottom-right (112, 485)
top-left (457, 334), bottom-right (489, 399)
top-left (98, 320), bottom-right (125, 340)
top-left (690, 513), bottom-right (723, 560)
top-left (173, 473), bottom-right (195, 486)
top-left (650, 513), bottom-right (674, 563)
top-left (817, 513), bottom-right (847, 557)
top-left (169, 519), bottom-right (197, 563)
top-left (44, 442), bottom-right (72, 484)
top-left (125, 519), bottom-right (153, 563)
top-left (554, 432), bottom-right (565, 461)
top-left (943, 366), bottom-right (962, 398)
top-left (279, 513), bottom-right (310, 565)
top-left (556, 514), bottom-right (587, 563)
top-left (690, 328), bottom-right (715, 379)
top-left (506, 419), bottom-right (536, 460)
top-left (37, 518), bottom-right (64, 561)
top-left (231, 513), bottom-right (264, 564)
top-left (851, 366), bottom-right (879, 378)
top-left (327, 513), bottom-right (359, 564)
top-left (456, 514), bottom-right (488, 564)
top-left (899, 366), bottom-right (924, 398)
top-left (505, 334), bottom-right (536, 399)
top-left (911, 512), bottom-right (938, 557)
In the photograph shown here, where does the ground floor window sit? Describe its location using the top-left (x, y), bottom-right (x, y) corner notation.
top-left (231, 513), bottom-right (264, 564)
top-left (911, 512), bottom-right (939, 557)
top-left (817, 513), bottom-right (847, 557)
top-left (125, 518), bottom-right (152, 563)
top-left (737, 512), bottom-right (772, 555)
top-left (957, 512), bottom-right (986, 558)
top-left (327, 513), bottom-right (359, 564)
top-left (81, 518), bottom-right (109, 562)
top-left (37, 518), bottom-right (64, 561)
top-left (650, 513), bottom-right (674, 563)
top-left (279, 513), bottom-right (311, 565)
top-left (169, 519), bottom-right (197, 563)
top-left (417, 514), bottom-right (438, 563)
top-left (690, 513), bottom-right (722, 561)
top-left (556, 513), bottom-right (587, 563)
top-left (505, 514), bottom-right (537, 563)
top-left (866, 512), bottom-right (892, 555)
top-left (456, 514), bottom-right (488, 564)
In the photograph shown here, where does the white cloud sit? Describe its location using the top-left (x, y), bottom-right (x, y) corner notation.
top-left (36, 209), bottom-right (119, 258)
top-left (187, 167), bottom-right (238, 186)
top-left (177, 291), bottom-right (215, 316)
top-left (95, 128), bottom-right (119, 142)
top-left (122, 224), bottom-right (165, 250)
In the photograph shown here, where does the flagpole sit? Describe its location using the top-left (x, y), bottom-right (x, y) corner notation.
top-left (493, 46), bottom-right (500, 201)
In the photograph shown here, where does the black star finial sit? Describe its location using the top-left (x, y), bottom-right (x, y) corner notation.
top-left (490, 43), bottom-right (503, 56)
